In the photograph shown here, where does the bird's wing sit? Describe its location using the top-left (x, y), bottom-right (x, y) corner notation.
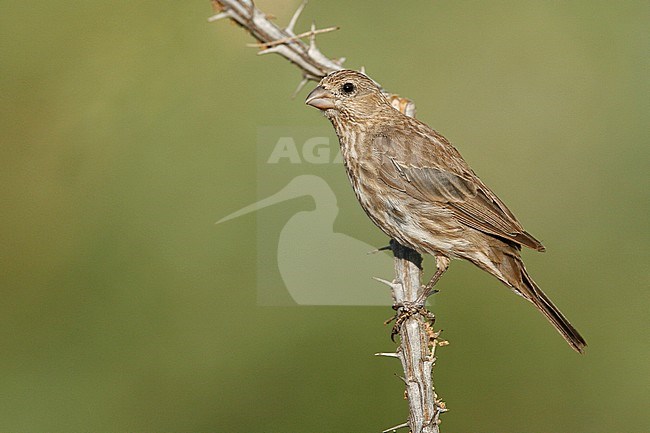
top-left (375, 131), bottom-right (545, 252)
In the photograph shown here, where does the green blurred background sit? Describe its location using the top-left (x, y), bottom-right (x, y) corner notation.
top-left (1, 1), bottom-right (648, 431)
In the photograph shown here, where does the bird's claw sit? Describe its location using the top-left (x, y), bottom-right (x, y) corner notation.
top-left (385, 303), bottom-right (436, 342)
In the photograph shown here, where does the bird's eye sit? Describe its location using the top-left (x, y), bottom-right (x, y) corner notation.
top-left (341, 82), bottom-right (355, 94)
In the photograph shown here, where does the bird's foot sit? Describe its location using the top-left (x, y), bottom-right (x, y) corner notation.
top-left (385, 302), bottom-right (436, 342)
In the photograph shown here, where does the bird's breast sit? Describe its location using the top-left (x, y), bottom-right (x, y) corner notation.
top-left (336, 130), bottom-right (406, 237)
top-left (334, 127), bottom-right (470, 257)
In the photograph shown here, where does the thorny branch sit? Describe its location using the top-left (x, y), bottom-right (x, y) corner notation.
top-left (210, 0), bottom-right (416, 112)
top-left (210, 1), bottom-right (444, 431)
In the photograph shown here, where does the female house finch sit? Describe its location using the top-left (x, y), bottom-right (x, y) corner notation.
top-left (306, 70), bottom-right (586, 353)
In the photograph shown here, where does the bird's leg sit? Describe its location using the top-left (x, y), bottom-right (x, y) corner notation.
top-left (386, 255), bottom-right (449, 341)
top-left (417, 255), bottom-right (450, 304)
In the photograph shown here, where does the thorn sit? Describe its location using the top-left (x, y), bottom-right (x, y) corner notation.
top-left (309, 21), bottom-right (317, 35)
top-left (308, 21), bottom-right (317, 51)
top-left (291, 76), bottom-right (310, 98)
top-left (382, 422), bottom-right (409, 433)
top-left (286, 0), bottom-right (307, 35)
top-left (367, 245), bottom-right (391, 255)
top-left (372, 277), bottom-right (396, 288)
top-left (396, 374), bottom-right (408, 384)
top-left (359, 65), bottom-right (366, 74)
top-left (335, 57), bottom-right (346, 66)
top-left (207, 11), bottom-right (230, 22)
top-left (374, 352), bottom-right (400, 358)
top-left (257, 45), bottom-right (281, 56)
top-left (248, 25), bottom-right (339, 49)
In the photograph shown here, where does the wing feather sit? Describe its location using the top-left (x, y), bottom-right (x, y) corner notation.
top-left (375, 128), bottom-right (545, 252)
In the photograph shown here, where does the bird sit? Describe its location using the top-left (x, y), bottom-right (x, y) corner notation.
top-left (305, 69), bottom-right (586, 353)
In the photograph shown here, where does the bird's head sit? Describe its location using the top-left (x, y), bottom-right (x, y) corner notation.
top-left (305, 70), bottom-right (392, 122)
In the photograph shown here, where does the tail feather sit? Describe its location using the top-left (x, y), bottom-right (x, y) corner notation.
top-left (520, 270), bottom-right (587, 354)
top-left (494, 252), bottom-right (587, 353)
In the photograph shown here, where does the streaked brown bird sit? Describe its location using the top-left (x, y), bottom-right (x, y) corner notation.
top-left (306, 70), bottom-right (586, 353)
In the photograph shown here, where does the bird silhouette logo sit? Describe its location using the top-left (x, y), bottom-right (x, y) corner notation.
top-left (217, 174), bottom-right (393, 305)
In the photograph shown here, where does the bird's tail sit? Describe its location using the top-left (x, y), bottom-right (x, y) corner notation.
top-left (499, 254), bottom-right (587, 353)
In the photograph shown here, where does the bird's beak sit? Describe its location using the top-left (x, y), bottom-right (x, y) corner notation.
top-left (305, 86), bottom-right (335, 110)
